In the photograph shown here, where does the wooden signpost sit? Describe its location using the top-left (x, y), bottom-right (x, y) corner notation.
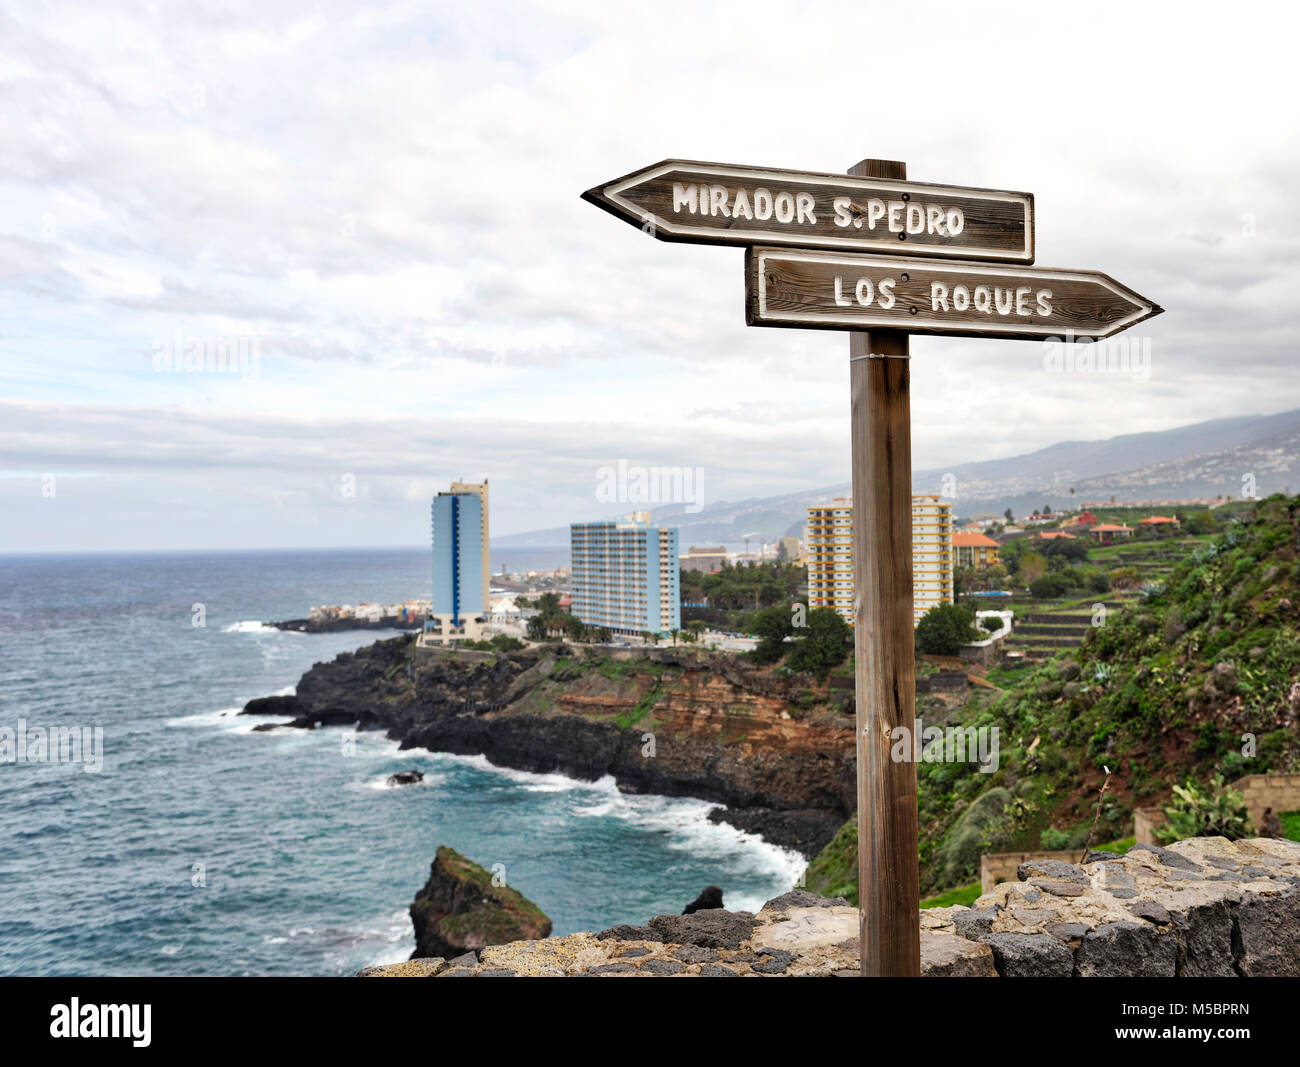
top-left (582, 155), bottom-right (1161, 978)
top-left (746, 249), bottom-right (1162, 340)
top-left (583, 160), bottom-right (1034, 261)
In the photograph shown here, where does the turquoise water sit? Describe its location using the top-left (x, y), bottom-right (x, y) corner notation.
top-left (0, 548), bottom-right (801, 976)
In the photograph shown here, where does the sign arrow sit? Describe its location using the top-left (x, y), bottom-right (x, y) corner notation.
top-left (745, 248), bottom-right (1162, 340)
top-left (583, 160), bottom-right (1035, 262)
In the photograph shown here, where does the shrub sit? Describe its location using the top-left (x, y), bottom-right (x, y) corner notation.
top-left (936, 787), bottom-right (1011, 886)
top-left (1040, 827), bottom-right (1070, 851)
top-left (1030, 575), bottom-right (1068, 598)
top-left (914, 603), bottom-right (978, 656)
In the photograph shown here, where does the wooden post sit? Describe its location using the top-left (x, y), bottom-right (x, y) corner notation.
top-left (849, 157), bottom-right (920, 977)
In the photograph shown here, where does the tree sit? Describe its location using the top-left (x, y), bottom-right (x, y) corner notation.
top-left (785, 608), bottom-right (851, 680)
top-left (1019, 551), bottom-right (1048, 585)
top-left (749, 606), bottom-right (794, 664)
top-left (1042, 504), bottom-right (1052, 515)
top-left (1004, 507), bottom-right (1014, 522)
top-left (914, 603), bottom-right (978, 656)
top-left (1041, 537), bottom-right (1089, 563)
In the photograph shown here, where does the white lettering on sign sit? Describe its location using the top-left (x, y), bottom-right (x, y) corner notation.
top-left (671, 182), bottom-right (821, 225)
top-left (833, 275), bottom-right (897, 309)
top-left (831, 196), bottom-right (964, 236)
top-left (931, 282), bottom-right (1053, 317)
top-left (668, 182), bottom-right (970, 235)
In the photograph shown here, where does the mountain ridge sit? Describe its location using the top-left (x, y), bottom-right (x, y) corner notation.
top-left (496, 408), bottom-right (1300, 547)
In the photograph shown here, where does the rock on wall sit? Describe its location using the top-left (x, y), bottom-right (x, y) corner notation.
top-left (980, 850), bottom-right (1083, 894)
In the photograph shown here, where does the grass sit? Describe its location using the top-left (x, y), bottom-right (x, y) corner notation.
top-left (1281, 811), bottom-right (1300, 842)
top-left (920, 882), bottom-right (981, 909)
top-left (984, 664), bottom-right (1036, 689)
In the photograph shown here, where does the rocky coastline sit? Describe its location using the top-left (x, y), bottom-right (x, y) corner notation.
top-left (358, 836), bottom-right (1300, 977)
top-left (240, 635), bottom-right (855, 856)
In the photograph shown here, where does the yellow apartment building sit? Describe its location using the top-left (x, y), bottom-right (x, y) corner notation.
top-left (806, 494), bottom-right (953, 627)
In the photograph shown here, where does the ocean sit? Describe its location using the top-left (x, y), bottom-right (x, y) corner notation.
top-left (0, 548), bottom-right (802, 977)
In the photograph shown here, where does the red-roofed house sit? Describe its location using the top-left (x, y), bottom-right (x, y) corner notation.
top-left (1138, 515), bottom-right (1180, 531)
top-left (1037, 531), bottom-right (1078, 540)
top-left (953, 531), bottom-right (1001, 569)
top-left (1089, 523), bottom-right (1133, 541)
top-left (1068, 511), bottom-right (1100, 528)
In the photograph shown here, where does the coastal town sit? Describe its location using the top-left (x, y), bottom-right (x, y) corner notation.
top-left (277, 476), bottom-right (1247, 670)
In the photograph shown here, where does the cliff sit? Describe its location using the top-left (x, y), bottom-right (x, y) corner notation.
top-left (242, 643), bottom-right (855, 855)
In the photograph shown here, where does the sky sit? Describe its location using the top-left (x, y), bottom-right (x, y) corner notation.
top-left (1, 0), bottom-right (1298, 552)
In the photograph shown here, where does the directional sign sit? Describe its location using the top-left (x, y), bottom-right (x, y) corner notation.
top-left (745, 248), bottom-right (1161, 340)
top-left (583, 160), bottom-right (1035, 262)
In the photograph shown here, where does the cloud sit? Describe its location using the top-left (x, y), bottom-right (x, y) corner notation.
top-left (1, 0), bottom-right (1298, 549)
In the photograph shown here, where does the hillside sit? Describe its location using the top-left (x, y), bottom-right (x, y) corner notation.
top-left (494, 409), bottom-right (1300, 547)
top-left (807, 493), bottom-right (1300, 901)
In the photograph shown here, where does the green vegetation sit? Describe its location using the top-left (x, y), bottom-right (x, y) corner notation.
top-left (523, 592), bottom-right (612, 643)
top-left (679, 560), bottom-right (806, 613)
top-left (785, 608), bottom-right (852, 680)
top-left (460, 633), bottom-right (525, 653)
top-left (743, 605), bottom-right (850, 681)
top-left (801, 818), bottom-right (858, 905)
top-left (1281, 811), bottom-right (1300, 842)
top-left (804, 495), bottom-right (1300, 899)
top-left (1155, 775), bottom-right (1254, 842)
top-left (920, 882), bottom-right (982, 909)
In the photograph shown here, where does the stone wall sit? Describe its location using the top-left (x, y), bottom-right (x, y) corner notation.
top-left (359, 836), bottom-right (1300, 977)
top-left (1232, 773), bottom-right (1300, 829)
top-left (917, 669), bottom-right (969, 694)
top-left (1135, 806), bottom-right (1166, 845)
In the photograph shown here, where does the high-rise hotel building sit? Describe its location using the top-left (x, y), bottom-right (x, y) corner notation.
top-left (806, 494), bottom-right (953, 627)
top-left (570, 512), bottom-right (681, 637)
top-left (425, 479), bottom-right (490, 644)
